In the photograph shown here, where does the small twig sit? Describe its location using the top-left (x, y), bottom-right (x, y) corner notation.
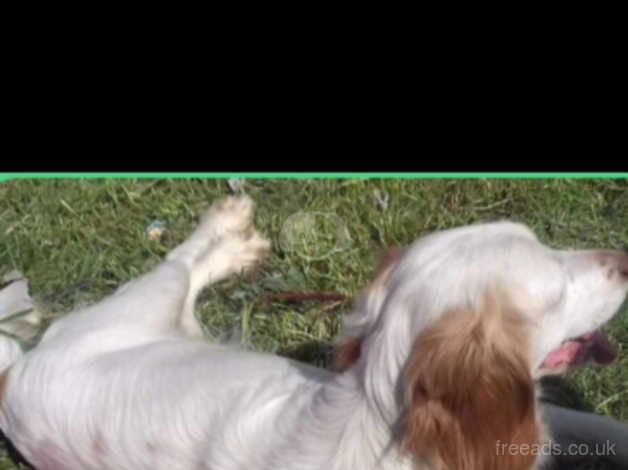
top-left (474, 198), bottom-right (511, 212)
top-left (319, 300), bottom-right (344, 312)
top-left (59, 198), bottom-right (79, 217)
top-left (310, 300), bottom-right (346, 321)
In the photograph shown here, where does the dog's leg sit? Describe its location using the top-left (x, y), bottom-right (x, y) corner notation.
top-left (40, 196), bottom-right (268, 343)
top-left (169, 196), bottom-right (270, 336)
top-left (166, 195), bottom-right (259, 268)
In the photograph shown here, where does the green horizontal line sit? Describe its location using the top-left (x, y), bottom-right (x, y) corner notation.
top-left (1, 172), bottom-right (627, 180)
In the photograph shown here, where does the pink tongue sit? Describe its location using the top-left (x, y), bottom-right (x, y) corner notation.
top-left (540, 330), bottom-right (617, 369)
top-left (541, 341), bottom-right (582, 368)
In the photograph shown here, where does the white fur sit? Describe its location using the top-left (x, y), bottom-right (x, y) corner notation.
top-left (0, 197), bottom-right (626, 470)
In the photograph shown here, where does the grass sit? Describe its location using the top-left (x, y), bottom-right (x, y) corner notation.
top-left (0, 178), bottom-right (626, 469)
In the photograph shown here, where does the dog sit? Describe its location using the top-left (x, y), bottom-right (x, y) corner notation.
top-left (0, 195), bottom-right (626, 469)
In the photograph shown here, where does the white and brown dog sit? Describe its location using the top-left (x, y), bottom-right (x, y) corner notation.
top-left (0, 195), bottom-right (627, 470)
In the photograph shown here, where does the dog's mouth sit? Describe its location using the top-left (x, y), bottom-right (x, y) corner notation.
top-left (540, 330), bottom-right (617, 370)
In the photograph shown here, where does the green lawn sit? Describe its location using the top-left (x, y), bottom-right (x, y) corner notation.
top-left (0, 178), bottom-right (626, 469)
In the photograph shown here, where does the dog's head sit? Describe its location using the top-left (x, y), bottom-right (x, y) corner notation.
top-left (334, 221), bottom-right (628, 469)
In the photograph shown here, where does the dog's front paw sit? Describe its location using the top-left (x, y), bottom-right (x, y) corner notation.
top-left (195, 227), bottom-right (270, 282)
top-left (200, 195), bottom-right (255, 238)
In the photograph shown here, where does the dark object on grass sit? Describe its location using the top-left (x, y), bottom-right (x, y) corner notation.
top-left (0, 429), bottom-right (32, 469)
top-left (540, 377), bottom-right (628, 470)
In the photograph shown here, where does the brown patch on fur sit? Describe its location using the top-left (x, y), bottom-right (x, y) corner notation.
top-left (332, 337), bottom-right (362, 371)
top-left (375, 246), bottom-right (404, 275)
top-left (332, 246), bottom-right (405, 372)
top-left (400, 293), bottom-right (539, 470)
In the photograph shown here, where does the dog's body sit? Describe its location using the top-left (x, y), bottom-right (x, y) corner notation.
top-left (0, 196), bottom-right (627, 470)
top-left (0, 197), bottom-right (367, 470)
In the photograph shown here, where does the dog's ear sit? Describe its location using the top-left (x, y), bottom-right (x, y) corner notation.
top-left (333, 247), bottom-right (404, 372)
top-left (400, 294), bottom-right (539, 470)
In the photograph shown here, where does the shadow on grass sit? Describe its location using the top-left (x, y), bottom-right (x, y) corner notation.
top-left (0, 430), bottom-right (32, 469)
top-left (279, 340), bottom-right (334, 369)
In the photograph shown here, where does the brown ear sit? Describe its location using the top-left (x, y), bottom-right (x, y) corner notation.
top-left (332, 246), bottom-right (404, 372)
top-left (400, 295), bottom-right (539, 470)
